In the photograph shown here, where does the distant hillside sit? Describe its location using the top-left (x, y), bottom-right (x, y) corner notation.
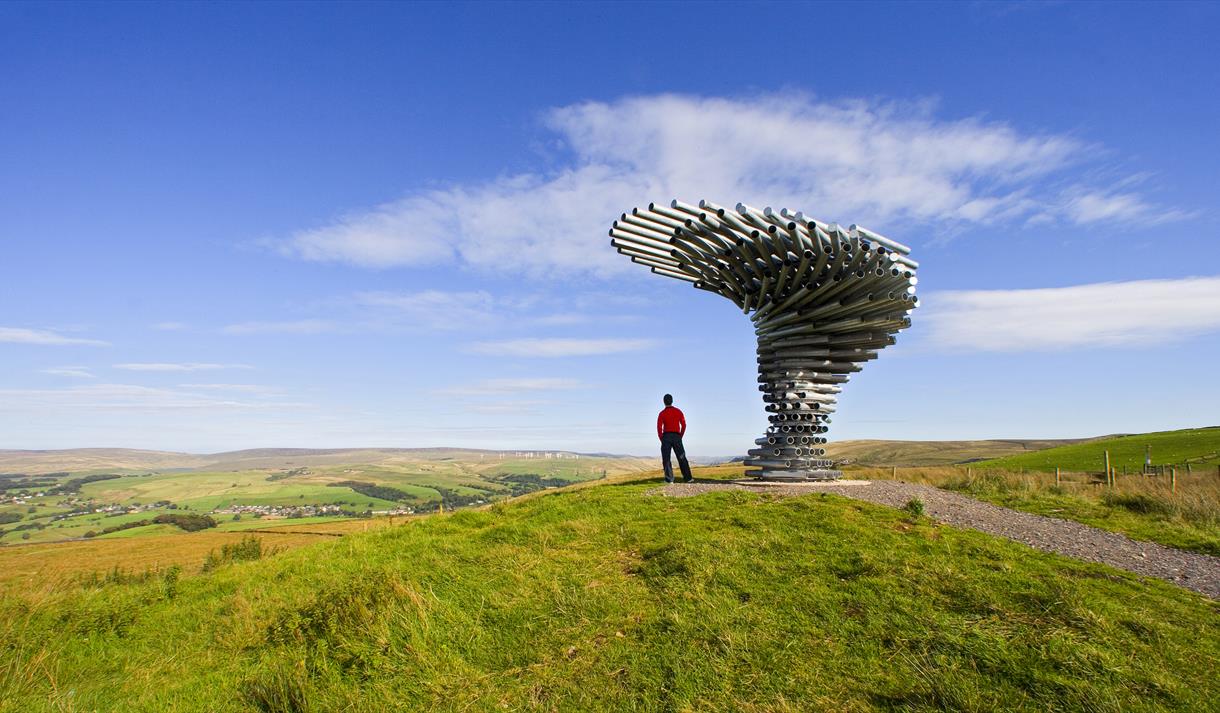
top-left (0, 448), bottom-right (211, 474)
top-left (824, 437), bottom-right (1098, 467)
top-left (977, 427), bottom-right (1220, 472)
top-left (0, 447), bottom-right (652, 475)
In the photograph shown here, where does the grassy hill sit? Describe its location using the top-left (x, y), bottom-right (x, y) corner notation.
top-left (1, 468), bottom-right (1215, 712)
top-left (977, 427), bottom-right (1220, 473)
top-left (825, 437), bottom-right (1095, 466)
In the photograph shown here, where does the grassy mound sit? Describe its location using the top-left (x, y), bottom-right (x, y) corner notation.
top-left (2, 472), bottom-right (1217, 711)
top-left (977, 427), bottom-right (1220, 472)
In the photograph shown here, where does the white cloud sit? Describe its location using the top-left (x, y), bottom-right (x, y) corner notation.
top-left (0, 384), bottom-right (262, 412)
top-left (531, 313), bottom-right (590, 326)
top-left (469, 400), bottom-right (551, 415)
top-left (0, 327), bottom-right (107, 346)
top-left (153, 322), bottom-right (188, 331)
top-left (113, 362), bottom-right (254, 372)
top-left (40, 366), bottom-right (95, 378)
top-left (1062, 190), bottom-right (1152, 224)
top-left (353, 290), bottom-right (501, 330)
top-left (440, 377), bottom-right (585, 396)
top-left (922, 275), bottom-right (1220, 352)
top-left (178, 383), bottom-right (275, 393)
top-left (469, 338), bottom-right (657, 357)
top-left (279, 93), bottom-right (1182, 275)
top-left (221, 319), bottom-right (335, 335)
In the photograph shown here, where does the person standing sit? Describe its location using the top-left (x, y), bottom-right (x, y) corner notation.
top-left (657, 394), bottom-right (693, 483)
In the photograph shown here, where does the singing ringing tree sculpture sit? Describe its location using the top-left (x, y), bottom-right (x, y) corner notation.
top-left (608, 199), bottom-right (919, 481)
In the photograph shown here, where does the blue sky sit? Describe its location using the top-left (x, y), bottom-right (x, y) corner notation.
top-left (2, 1), bottom-right (1218, 455)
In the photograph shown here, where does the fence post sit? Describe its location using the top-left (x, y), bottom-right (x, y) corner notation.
top-left (967, 467), bottom-right (972, 479)
top-left (1055, 466), bottom-right (1061, 486)
top-left (1171, 467), bottom-right (1177, 493)
top-left (1104, 450), bottom-right (1111, 487)
top-left (892, 466), bottom-right (897, 479)
top-left (1186, 463), bottom-right (1192, 474)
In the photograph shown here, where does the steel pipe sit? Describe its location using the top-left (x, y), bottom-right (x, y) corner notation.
top-left (609, 198), bottom-right (918, 480)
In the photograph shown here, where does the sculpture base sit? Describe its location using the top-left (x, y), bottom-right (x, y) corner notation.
top-left (744, 469), bottom-right (843, 481)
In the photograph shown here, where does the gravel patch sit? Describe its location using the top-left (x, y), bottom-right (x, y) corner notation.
top-left (654, 479), bottom-right (1220, 599)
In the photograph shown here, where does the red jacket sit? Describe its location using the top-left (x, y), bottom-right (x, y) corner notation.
top-left (657, 406), bottom-right (686, 440)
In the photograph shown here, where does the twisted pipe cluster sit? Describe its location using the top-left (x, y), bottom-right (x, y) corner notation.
top-left (609, 199), bottom-right (919, 481)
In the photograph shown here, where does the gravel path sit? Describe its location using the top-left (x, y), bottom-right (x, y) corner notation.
top-left (654, 479), bottom-right (1220, 599)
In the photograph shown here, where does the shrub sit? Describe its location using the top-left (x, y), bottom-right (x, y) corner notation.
top-left (202, 536), bottom-right (278, 572)
top-left (903, 498), bottom-right (925, 517)
top-left (1103, 492), bottom-right (1174, 516)
top-left (97, 519), bottom-right (151, 535)
top-left (152, 513), bottom-right (217, 532)
top-left (328, 480), bottom-right (411, 503)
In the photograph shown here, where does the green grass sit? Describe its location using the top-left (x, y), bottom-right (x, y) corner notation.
top-left (94, 523), bottom-right (179, 539)
top-left (0, 507), bottom-right (178, 544)
top-left (1, 471), bottom-right (1216, 712)
top-left (978, 427), bottom-right (1220, 473)
top-left (214, 515), bottom-right (352, 532)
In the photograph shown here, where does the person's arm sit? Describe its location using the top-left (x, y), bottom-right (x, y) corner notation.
top-left (657, 411), bottom-right (664, 441)
top-left (679, 409), bottom-right (686, 437)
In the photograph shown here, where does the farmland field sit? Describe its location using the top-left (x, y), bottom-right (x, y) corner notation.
top-left (0, 448), bottom-right (654, 546)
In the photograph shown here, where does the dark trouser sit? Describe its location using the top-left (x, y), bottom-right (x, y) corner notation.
top-left (661, 432), bottom-right (693, 483)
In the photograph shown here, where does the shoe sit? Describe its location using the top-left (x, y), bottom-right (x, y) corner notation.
top-left (682, 478), bottom-right (693, 483)
top-left (665, 479), bottom-right (674, 484)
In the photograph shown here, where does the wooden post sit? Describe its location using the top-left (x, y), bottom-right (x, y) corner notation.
top-left (967, 467), bottom-right (972, 479)
top-left (1186, 463), bottom-right (1192, 474)
top-left (1103, 450), bottom-right (1111, 486)
top-left (892, 466), bottom-right (897, 479)
top-left (1171, 467), bottom-right (1177, 493)
top-left (1055, 467), bottom-right (1061, 486)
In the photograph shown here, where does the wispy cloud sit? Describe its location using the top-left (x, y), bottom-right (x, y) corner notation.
top-left (0, 384), bottom-right (267, 412)
top-left (178, 383), bottom-right (275, 393)
top-left (221, 319), bottom-right (335, 335)
top-left (353, 290), bottom-right (501, 330)
top-left (278, 93), bottom-right (1185, 275)
top-left (440, 377), bottom-right (586, 396)
top-left (922, 275), bottom-right (1220, 352)
top-left (468, 399), bottom-right (551, 415)
top-left (1054, 188), bottom-right (1194, 226)
top-left (1, 327), bottom-right (108, 346)
top-left (113, 362), bottom-right (254, 372)
top-left (40, 366), bottom-right (96, 378)
top-left (531, 313), bottom-right (591, 326)
top-left (469, 338), bottom-right (656, 357)
top-left (152, 322), bottom-right (188, 331)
